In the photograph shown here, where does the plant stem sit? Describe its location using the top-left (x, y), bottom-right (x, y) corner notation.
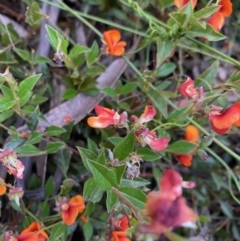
top-left (25, 208), bottom-right (42, 223)
top-left (112, 187), bottom-right (142, 220)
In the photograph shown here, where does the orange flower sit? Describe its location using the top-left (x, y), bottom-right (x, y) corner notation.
top-left (176, 125), bottom-right (199, 167)
top-left (176, 154), bottom-right (193, 167)
top-left (20, 222), bottom-right (48, 241)
top-left (59, 195), bottom-right (85, 226)
top-left (174, 0), bottom-right (197, 9)
top-left (207, 12), bottom-right (225, 32)
top-left (87, 105), bottom-right (127, 129)
top-left (0, 178), bottom-right (6, 195)
top-left (218, 0), bottom-right (232, 17)
top-left (142, 169), bottom-right (197, 234)
top-left (111, 231), bottom-right (131, 241)
top-left (207, 0), bottom-right (232, 32)
top-left (102, 30), bottom-right (126, 56)
top-left (185, 125), bottom-right (199, 142)
top-left (209, 102), bottom-right (240, 134)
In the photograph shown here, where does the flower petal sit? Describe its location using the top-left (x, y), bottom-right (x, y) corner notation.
top-left (94, 105), bottom-right (115, 117)
top-left (174, 0), bottom-right (197, 8)
top-left (16, 232), bottom-right (39, 241)
top-left (178, 77), bottom-right (196, 98)
top-left (210, 102), bottom-right (240, 131)
top-left (69, 195), bottom-right (85, 213)
top-left (139, 105), bottom-right (156, 123)
top-left (87, 116), bottom-right (114, 128)
top-left (176, 154), bottom-right (193, 167)
top-left (62, 206), bottom-right (79, 226)
top-left (185, 125), bottom-right (199, 142)
top-left (148, 137), bottom-right (169, 152)
top-left (103, 30), bottom-right (121, 45)
top-left (218, 0), bottom-right (232, 17)
top-left (0, 185), bottom-right (6, 195)
top-left (160, 169), bottom-right (183, 198)
top-left (207, 12), bottom-right (225, 32)
top-left (110, 46), bottom-right (126, 56)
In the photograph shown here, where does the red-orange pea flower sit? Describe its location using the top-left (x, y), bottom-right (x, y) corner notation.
top-left (0, 178), bottom-right (6, 195)
top-left (218, 0), bottom-right (232, 17)
top-left (142, 169), bottom-right (197, 234)
top-left (20, 222), bottom-right (48, 241)
top-left (176, 125), bottom-right (199, 167)
top-left (87, 105), bottom-right (128, 129)
top-left (102, 30), bottom-right (127, 56)
top-left (176, 154), bottom-right (193, 167)
top-left (209, 102), bottom-right (240, 134)
top-left (178, 77), bottom-right (204, 100)
top-left (111, 231), bottom-right (131, 241)
top-left (174, 0), bottom-right (197, 9)
top-left (207, 0), bottom-right (232, 32)
top-left (185, 125), bottom-right (200, 143)
top-left (207, 12), bottom-right (225, 32)
top-left (57, 195), bottom-right (85, 226)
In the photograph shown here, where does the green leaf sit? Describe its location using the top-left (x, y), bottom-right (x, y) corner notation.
top-left (146, 87), bottom-right (168, 118)
top-left (87, 41), bottom-right (99, 66)
top-left (28, 174), bottom-right (41, 189)
top-left (56, 149), bottom-right (71, 177)
top-left (46, 126), bottom-right (66, 136)
top-left (62, 88), bottom-right (78, 100)
top-left (169, 12), bottom-right (190, 28)
top-left (88, 160), bottom-right (117, 190)
top-left (49, 223), bottom-right (67, 241)
top-left (108, 137), bottom-right (123, 146)
top-left (119, 187), bottom-right (147, 209)
top-left (83, 179), bottom-right (104, 202)
top-left (87, 138), bottom-right (98, 152)
top-left (167, 107), bottom-right (188, 123)
top-left (96, 151), bottom-right (106, 165)
top-left (156, 38), bottom-right (175, 68)
top-left (16, 144), bottom-right (41, 154)
top-left (83, 178), bottom-right (96, 199)
top-left (45, 176), bottom-right (55, 198)
top-left (83, 222), bottom-right (93, 241)
top-left (194, 5), bottom-right (220, 19)
top-left (156, 63), bottom-right (176, 78)
top-left (25, 2), bottom-right (43, 29)
top-left (166, 140), bottom-right (197, 154)
top-left (137, 147), bottom-right (161, 161)
top-left (101, 87), bottom-right (117, 96)
top-left (120, 178), bottom-right (150, 188)
top-left (114, 165), bottom-right (126, 185)
top-left (18, 74), bottom-right (42, 106)
top-left (119, 82), bottom-right (138, 95)
top-left (113, 130), bottom-right (135, 161)
top-left (89, 187), bottom-right (104, 202)
top-left (14, 48), bottom-right (31, 62)
top-left (25, 131), bottom-right (42, 145)
top-left (46, 142), bottom-right (64, 154)
top-left (0, 110), bottom-right (14, 122)
top-left (195, 60), bottom-right (219, 89)
top-left (77, 147), bottom-right (97, 170)
top-left (219, 201), bottom-right (233, 218)
top-left (69, 45), bottom-right (91, 56)
top-left (45, 25), bottom-right (68, 53)
top-left (106, 190), bottom-right (119, 213)
top-left (34, 56), bottom-right (51, 64)
top-left (185, 17), bottom-right (226, 41)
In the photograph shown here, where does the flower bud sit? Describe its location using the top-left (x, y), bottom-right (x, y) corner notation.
top-left (196, 149), bottom-right (209, 160)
